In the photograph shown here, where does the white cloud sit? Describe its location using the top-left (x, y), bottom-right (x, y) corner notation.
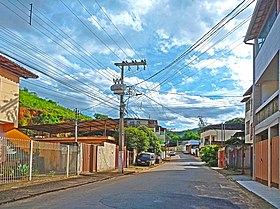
top-left (125, 0), bottom-right (157, 16)
top-left (156, 29), bottom-right (169, 39)
top-left (182, 77), bottom-right (195, 84)
top-left (56, 55), bottom-right (81, 70)
top-left (108, 11), bottom-right (143, 32)
top-left (1, 0), bottom-right (256, 131)
top-left (192, 58), bottom-right (226, 70)
top-left (227, 56), bottom-right (253, 89)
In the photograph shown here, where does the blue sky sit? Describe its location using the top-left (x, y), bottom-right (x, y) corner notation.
top-left (0, 0), bottom-right (255, 130)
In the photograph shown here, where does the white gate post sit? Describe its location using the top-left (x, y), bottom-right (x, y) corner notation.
top-left (66, 145), bottom-right (70, 177)
top-left (29, 140), bottom-right (33, 181)
top-left (76, 143), bottom-right (82, 175)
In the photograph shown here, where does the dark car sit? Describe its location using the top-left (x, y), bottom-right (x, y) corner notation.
top-left (136, 152), bottom-right (156, 166)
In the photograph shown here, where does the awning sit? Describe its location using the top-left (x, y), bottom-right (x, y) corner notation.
top-left (19, 119), bottom-right (118, 135)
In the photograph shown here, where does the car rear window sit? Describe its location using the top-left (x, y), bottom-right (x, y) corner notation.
top-left (138, 154), bottom-right (151, 160)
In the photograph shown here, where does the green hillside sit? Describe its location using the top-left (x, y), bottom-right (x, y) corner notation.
top-left (174, 128), bottom-right (199, 136)
top-left (19, 89), bottom-right (93, 126)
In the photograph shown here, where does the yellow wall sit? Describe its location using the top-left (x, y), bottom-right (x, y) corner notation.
top-left (0, 68), bottom-right (20, 128)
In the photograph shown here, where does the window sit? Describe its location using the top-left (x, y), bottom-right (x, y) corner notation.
top-left (245, 99), bottom-right (251, 112)
top-left (245, 121), bottom-right (250, 135)
top-left (257, 3), bottom-right (277, 52)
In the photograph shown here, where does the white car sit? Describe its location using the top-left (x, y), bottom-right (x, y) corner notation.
top-left (169, 151), bottom-right (176, 156)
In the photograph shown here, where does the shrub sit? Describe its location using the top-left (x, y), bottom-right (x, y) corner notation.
top-left (200, 145), bottom-right (218, 167)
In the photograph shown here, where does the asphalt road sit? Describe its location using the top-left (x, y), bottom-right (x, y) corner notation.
top-left (1, 154), bottom-right (274, 209)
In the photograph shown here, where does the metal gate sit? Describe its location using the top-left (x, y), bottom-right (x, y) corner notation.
top-left (256, 140), bottom-right (268, 184)
top-left (82, 144), bottom-right (97, 173)
top-left (271, 137), bottom-right (279, 187)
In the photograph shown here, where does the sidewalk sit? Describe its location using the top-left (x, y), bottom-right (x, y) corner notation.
top-left (213, 168), bottom-right (280, 209)
top-left (0, 169), bottom-right (138, 205)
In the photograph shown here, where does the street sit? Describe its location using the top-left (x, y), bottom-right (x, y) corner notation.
top-left (1, 154), bottom-right (274, 209)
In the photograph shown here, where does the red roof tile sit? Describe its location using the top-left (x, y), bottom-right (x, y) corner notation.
top-left (0, 55), bottom-right (38, 79)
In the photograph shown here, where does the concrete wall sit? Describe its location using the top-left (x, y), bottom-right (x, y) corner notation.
top-left (0, 68), bottom-right (19, 128)
top-left (245, 108), bottom-right (253, 144)
top-left (97, 142), bottom-right (116, 172)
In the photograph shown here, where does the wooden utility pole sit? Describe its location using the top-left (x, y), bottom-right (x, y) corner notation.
top-left (75, 108), bottom-right (79, 142)
top-left (111, 60), bottom-right (147, 173)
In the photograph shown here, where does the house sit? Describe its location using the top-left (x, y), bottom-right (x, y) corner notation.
top-left (244, 0), bottom-right (280, 188)
top-left (0, 54), bottom-right (38, 137)
top-left (20, 119), bottom-right (120, 172)
top-left (200, 123), bottom-right (245, 148)
top-left (123, 118), bottom-right (158, 129)
top-left (241, 86), bottom-right (253, 144)
top-left (185, 139), bottom-right (200, 155)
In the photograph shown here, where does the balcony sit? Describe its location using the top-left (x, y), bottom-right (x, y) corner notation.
top-left (256, 95), bottom-right (278, 124)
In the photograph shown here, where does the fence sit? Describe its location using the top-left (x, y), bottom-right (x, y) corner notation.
top-left (225, 144), bottom-right (252, 175)
top-left (0, 137), bottom-right (78, 185)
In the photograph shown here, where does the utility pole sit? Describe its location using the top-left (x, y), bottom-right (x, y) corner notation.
top-left (75, 108), bottom-right (79, 142)
top-left (74, 108), bottom-right (80, 175)
top-left (111, 60), bottom-right (147, 173)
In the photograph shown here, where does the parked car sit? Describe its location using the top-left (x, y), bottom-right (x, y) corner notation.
top-left (136, 152), bottom-right (156, 166)
top-left (183, 150), bottom-right (190, 154)
top-left (169, 151), bottom-right (176, 156)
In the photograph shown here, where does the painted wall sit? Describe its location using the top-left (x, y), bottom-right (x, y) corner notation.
top-left (0, 68), bottom-right (19, 129)
top-left (97, 142), bottom-right (116, 172)
top-left (201, 129), bottom-right (242, 147)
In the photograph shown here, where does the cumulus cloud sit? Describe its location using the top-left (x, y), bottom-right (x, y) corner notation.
top-left (156, 29), bottom-right (170, 39)
top-left (0, 0), bottom-right (256, 130)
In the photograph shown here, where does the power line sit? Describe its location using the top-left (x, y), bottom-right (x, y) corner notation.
top-left (11, 0), bottom-right (114, 81)
top-left (0, 24), bottom-right (120, 105)
top-left (0, 51), bottom-right (119, 110)
top-left (134, 0), bottom-right (255, 86)
top-left (59, 0), bottom-right (123, 61)
top-left (0, 33), bottom-right (118, 107)
top-left (76, 0), bottom-right (130, 59)
top-left (93, 0), bottom-right (142, 60)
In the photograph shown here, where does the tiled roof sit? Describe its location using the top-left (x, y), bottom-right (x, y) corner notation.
top-left (203, 123), bottom-right (245, 132)
top-left (0, 55), bottom-right (38, 79)
top-left (244, 0), bottom-right (274, 42)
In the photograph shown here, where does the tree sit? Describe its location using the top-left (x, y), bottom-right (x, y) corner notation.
top-left (125, 127), bottom-right (149, 152)
top-left (94, 113), bottom-right (108, 119)
top-left (167, 131), bottom-right (181, 142)
top-left (200, 145), bottom-right (219, 167)
top-left (198, 116), bottom-right (208, 134)
top-left (138, 125), bottom-right (162, 154)
top-left (225, 137), bottom-right (243, 145)
top-left (225, 117), bottom-right (245, 124)
top-left (182, 131), bottom-right (200, 140)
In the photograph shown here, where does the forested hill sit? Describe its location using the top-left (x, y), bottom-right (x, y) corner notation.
top-left (19, 89), bottom-right (93, 126)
